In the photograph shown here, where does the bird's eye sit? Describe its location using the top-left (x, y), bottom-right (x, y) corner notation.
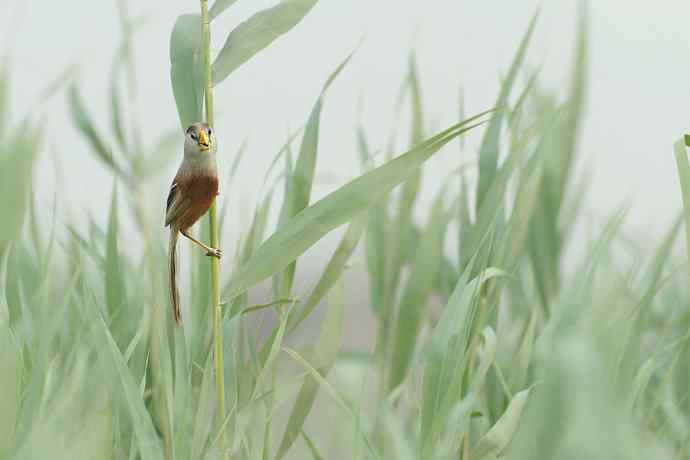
top-left (208, 128), bottom-right (212, 136)
top-left (191, 133), bottom-right (198, 141)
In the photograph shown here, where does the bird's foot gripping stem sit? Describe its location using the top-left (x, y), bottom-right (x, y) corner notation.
top-left (206, 247), bottom-right (222, 259)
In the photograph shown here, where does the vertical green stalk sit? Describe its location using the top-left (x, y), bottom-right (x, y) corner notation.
top-left (674, 138), bottom-right (690, 293)
top-left (200, 0), bottom-right (227, 457)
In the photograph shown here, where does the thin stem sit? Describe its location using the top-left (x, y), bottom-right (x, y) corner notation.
top-left (200, 0), bottom-right (227, 458)
top-left (675, 139), bottom-right (690, 295)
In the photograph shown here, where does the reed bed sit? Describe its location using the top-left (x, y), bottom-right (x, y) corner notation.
top-left (1, 1), bottom-right (690, 459)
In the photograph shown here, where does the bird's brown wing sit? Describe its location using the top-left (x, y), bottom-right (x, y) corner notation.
top-left (165, 181), bottom-right (191, 227)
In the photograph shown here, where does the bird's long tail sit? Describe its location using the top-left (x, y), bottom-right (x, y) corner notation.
top-left (169, 229), bottom-right (181, 325)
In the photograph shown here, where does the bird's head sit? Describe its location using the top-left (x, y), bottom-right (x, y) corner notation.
top-left (184, 122), bottom-right (216, 155)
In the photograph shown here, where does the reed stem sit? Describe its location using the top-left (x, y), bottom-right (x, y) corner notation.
top-left (200, 0), bottom-right (226, 457)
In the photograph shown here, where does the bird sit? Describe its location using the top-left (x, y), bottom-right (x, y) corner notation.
top-left (165, 122), bottom-right (222, 325)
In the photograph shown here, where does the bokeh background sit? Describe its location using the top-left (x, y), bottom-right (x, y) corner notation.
top-left (4, 1), bottom-right (690, 459)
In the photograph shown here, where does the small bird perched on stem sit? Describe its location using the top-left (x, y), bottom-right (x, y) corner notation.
top-left (166, 122), bottom-right (222, 325)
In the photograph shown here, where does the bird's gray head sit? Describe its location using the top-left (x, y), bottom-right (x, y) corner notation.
top-left (184, 122), bottom-right (216, 156)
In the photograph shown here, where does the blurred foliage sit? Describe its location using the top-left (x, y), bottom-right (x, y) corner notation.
top-left (1, 1), bottom-right (689, 460)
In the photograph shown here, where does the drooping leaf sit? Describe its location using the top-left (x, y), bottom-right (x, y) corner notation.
top-left (473, 388), bottom-right (531, 460)
top-left (110, 55), bottom-right (128, 155)
top-left (209, 0), bottom-right (240, 20)
top-left (212, 0), bottom-right (320, 85)
top-left (69, 85), bottom-right (126, 179)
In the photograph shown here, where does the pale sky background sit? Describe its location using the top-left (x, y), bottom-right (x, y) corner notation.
top-left (3, 0), bottom-right (690, 258)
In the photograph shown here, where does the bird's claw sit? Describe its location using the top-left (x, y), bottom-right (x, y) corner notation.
top-left (206, 248), bottom-right (223, 259)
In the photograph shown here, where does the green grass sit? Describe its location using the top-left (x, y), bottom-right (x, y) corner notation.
top-left (1, 1), bottom-right (690, 459)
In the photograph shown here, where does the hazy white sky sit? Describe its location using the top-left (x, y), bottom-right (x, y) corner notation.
top-left (3, 0), bottom-right (690, 248)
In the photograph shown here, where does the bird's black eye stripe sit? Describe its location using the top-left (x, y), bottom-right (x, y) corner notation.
top-left (208, 128), bottom-right (212, 136)
top-left (191, 133), bottom-right (198, 141)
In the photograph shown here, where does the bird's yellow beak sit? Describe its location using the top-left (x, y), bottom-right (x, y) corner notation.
top-left (198, 130), bottom-right (210, 150)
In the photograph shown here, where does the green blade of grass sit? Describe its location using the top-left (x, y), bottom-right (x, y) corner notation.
top-left (500, 161), bottom-right (543, 269)
top-left (0, 121), bottom-right (40, 250)
top-left (277, 49), bottom-right (355, 295)
top-left (460, 137), bottom-right (530, 274)
top-left (109, 54), bottom-right (128, 155)
top-left (0, 64), bottom-right (8, 142)
top-left (224, 111), bottom-right (490, 300)
top-left (633, 216), bottom-right (681, 316)
top-left (227, 137), bottom-right (250, 187)
top-left (223, 189), bottom-right (275, 320)
top-left (457, 170), bottom-right (472, 267)
top-left (149, 303), bottom-right (175, 460)
top-left (275, 279), bottom-right (344, 459)
top-left (0, 318), bottom-right (21, 458)
top-left (191, 354), bottom-right (215, 458)
top-left (631, 357), bottom-right (655, 412)
top-left (169, 14), bottom-right (203, 130)
top-left (257, 216), bottom-right (362, 365)
top-left (209, 0), bottom-right (239, 20)
top-left (172, 328), bottom-right (191, 459)
top-left (251, 304), bottom-right (292, 402)
top-left (420, 267), bottom-right (506, 456)
top-left (476, 11), bottom-right (537, 212)
top-left (105, 184), bottom-right (125, 323)
top-left (510, 312), bottom-right (537, 391)
top-left (93, 317), bottom-right (163, 460)
top-left (674, 138), bottom-right (690, 288)
top-left (262, 128), bottom-right (302, 187)
top-left (69, 84), bottom-right (126, 179)
top-left (382, 402), bottom-right (416, 460)
top-left (212, 0), bottom-right (320, 85)
top-left (281, 347), bottom-right (379, 459)
top-left (28, 189), bottom-right (43, 263)
top-left (472, 388), bottom-right (531, 460)
top-left (301, 430), bottom-right (325, 460)
top-left (357, 126), bottom-right (387, 313)
top-left (469, 327), bottom-right (498, 394)
top-left (381, 56), bottom-right (425, 322)
top-left (219, 138), bottom-right (251, 236)
top-left (388, 189), bottom-right (448, 391)
top-left (289, 216), bottom-right (364, 331)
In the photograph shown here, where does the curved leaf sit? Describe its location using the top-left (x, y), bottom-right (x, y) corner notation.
top-left (223, 111), bottom-right (491, 300)
top-left (170, 14), bottom-right (204, 130)
top-left (209, 0), bottom-right (239, 20)
top-left (473, 388), bottom-right (531, 460)
top-left (212, 0), bottom-right (319, 85)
